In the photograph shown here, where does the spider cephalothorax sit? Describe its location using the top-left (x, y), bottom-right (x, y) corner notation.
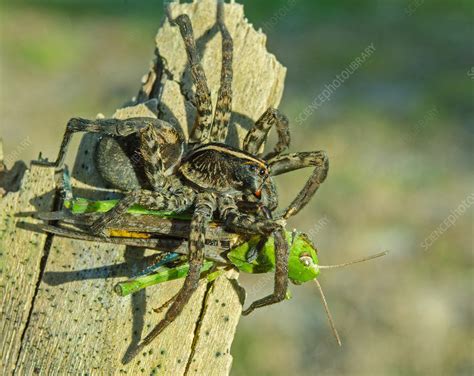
top-left (41, 9), bottom-right (329, 358)
top-left (179, 143), bottom-right (269, 197)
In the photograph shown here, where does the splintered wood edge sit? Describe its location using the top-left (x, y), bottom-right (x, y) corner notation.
top-left (1, 0), bottom-right (286, 375)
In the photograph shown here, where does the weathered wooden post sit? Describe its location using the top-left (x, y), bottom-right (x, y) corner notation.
top-left (0, 1), bottom-right (286, 374)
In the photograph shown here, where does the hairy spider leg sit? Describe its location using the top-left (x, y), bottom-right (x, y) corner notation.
top-left (210, 2), bottom-right (233, 143)
top-left (124, 192), bottom-right (217, 363)
top-left (242, 227), bottom-right (289, 315)
top-left (268, 151), bottom-right (329, 219)
top-left (173, 15), bottom-right (213, 144)
top-left (90, 187), bottom-right (195, 236)
top-left (219, 195), bottom-right (282, 236)
top-left (139, 123), bottom-right (167, 189)
top-left (217, 195), bottom-right (290, 314)
top-left (39, 117), bottom-right (178, 172)
top-left (243, 107), bottom-right (291, 160)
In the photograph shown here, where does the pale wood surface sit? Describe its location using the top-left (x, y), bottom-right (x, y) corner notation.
top-left (0, 0), bottom-right (286, 374)
top-left (0, 165), bottom-right (56, 374)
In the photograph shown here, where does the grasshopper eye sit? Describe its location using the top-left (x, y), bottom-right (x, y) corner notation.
top-left (299, 255), bottom-right (313, 267)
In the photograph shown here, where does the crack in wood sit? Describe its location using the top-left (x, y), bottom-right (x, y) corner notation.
top-left (13, 233), bottom-right (54, 372)
top-left (184, 280), bottom-right (215, 375)
top-left (13, 178), bottom-right (63, 371)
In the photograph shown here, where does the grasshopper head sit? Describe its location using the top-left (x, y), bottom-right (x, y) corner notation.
top-left (287, 232), bottom-right (320, 285)
top-left (229, 230), bottom-right (387, 348)
top-left (227, 231), bottom-right (320, 282)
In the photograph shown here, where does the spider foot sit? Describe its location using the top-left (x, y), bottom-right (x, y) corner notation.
top-left (242, 305), bottom-right (255, 316)
top-left (153, 297), bottom-right (175, 315)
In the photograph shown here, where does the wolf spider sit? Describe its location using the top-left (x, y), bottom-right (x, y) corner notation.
top-left (41, 11), bottom-right (328, 359)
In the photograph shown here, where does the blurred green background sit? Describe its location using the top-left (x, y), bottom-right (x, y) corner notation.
top-left (1, 0), bottom-right (472, 375)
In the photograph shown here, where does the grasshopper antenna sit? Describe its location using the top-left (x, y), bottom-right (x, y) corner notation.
top-left (314, 278), bottom-right (342, 347)
top-left (310, 251), bottom-right (388, 347)
top-left (318, 251), bottom-right (388, 270)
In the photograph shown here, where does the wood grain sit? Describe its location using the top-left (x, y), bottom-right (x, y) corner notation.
top-left (0, 164), bottom-right (56, 373)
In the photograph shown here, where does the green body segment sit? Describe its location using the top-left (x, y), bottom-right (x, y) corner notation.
top-left (64, 198), bottom-right (191, 219)
top-left (115, 261), bottom-right (215, 296)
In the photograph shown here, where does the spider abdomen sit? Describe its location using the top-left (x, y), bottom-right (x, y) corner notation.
top-left (95, 118), bottom-right (184, 191)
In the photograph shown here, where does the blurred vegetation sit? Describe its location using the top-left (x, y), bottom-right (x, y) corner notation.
top-left (1, 0), bottom-right (472, 375)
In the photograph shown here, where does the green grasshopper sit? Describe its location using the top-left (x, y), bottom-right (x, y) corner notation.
top-left (39, 195), bottom-right (387, 352)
